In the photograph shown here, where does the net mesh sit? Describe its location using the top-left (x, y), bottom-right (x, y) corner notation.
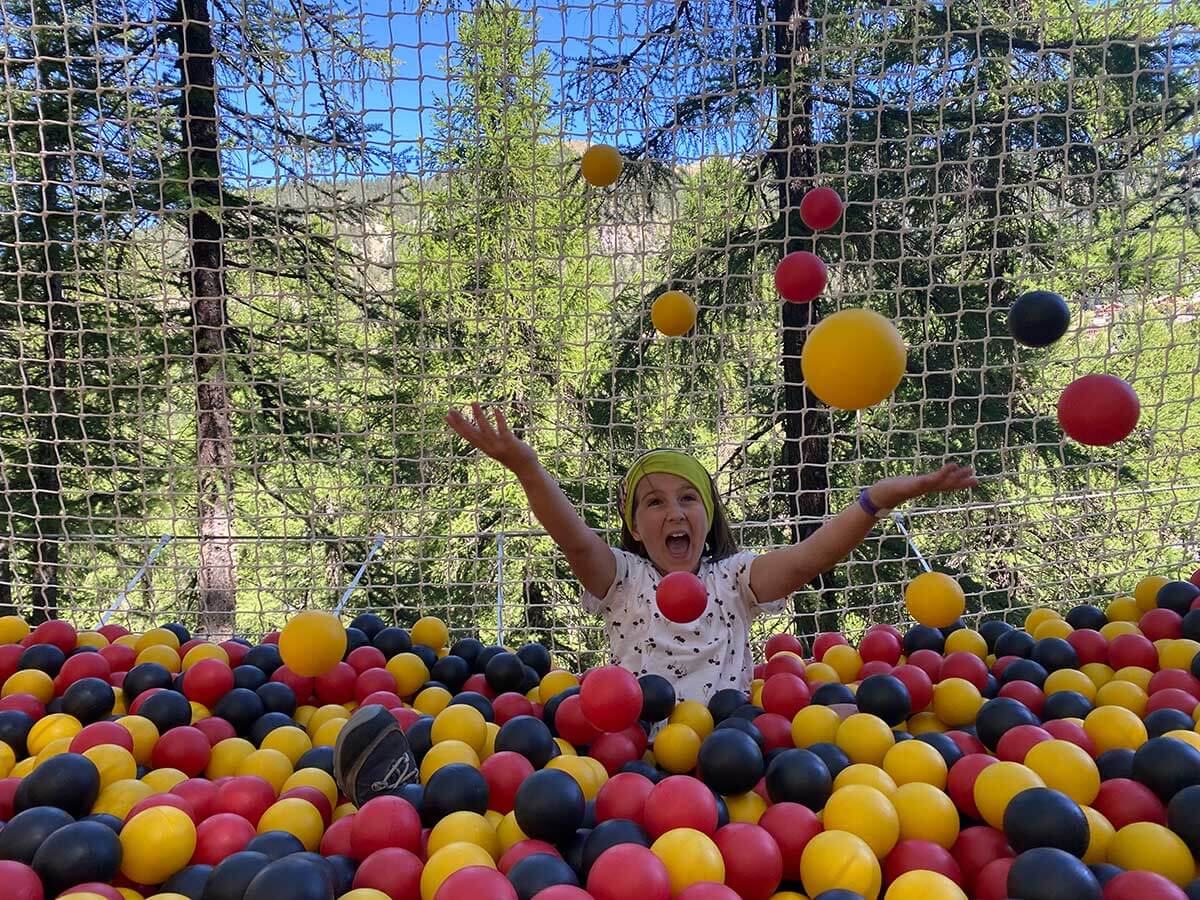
top-left (1, 0), bottom-right (1198, 661)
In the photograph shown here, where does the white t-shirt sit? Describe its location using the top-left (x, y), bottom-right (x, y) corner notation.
top-left (581, 547), bottom-right (789, 704)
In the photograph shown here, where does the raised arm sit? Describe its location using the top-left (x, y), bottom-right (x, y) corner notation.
top-left (750, 463), bottom-right (978, 605)
top-left (446, 403), bottom-right (616, 599)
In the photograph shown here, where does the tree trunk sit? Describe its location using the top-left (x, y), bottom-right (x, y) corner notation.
top-left (173, 0), bottom-right (237, 637)
top-left (772, 0), bottom-right (838, 636)
top-left (0, 542), bottom-right (14, 617)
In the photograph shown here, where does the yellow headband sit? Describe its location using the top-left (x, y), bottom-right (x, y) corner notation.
top-left (621, 449), bottom-right (715, 530)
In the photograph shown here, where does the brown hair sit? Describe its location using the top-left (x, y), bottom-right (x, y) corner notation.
top-left (619, 468), bottom-right (740, 563)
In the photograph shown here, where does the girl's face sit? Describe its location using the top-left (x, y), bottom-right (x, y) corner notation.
top-left (630, 472), bottom-right (710, 575)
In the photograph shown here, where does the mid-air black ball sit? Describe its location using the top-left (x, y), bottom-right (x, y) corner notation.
top-left (1008, 290), bottom-right (1071, 348)
top-left (515, 769), bottom-right (585, 843)
top-left (765, 748), bottom-right (832, 809)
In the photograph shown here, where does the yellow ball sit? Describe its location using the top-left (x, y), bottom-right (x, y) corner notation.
top-left (801, 308), bottom-right (906, 411)
top-left (805, 661), bottom-right (841, 685)
top-left (547, 756), bottom-right (599, 800)
top-left (1082, 805), bottom-right (1115, 865)
top-left (1082, 663), bottom-right (1115, 690)
top-left (944, 629), bottom-right (987, 658)
top-left (824, 645), bottom-right (864, 683)
top-left (1084, 705), bottom-right (1148, 753)
top-left (836, 713), bottom-right (895, 766)
top-left (651, 827), bottom-right (725, 895)
top-left (1106, 596), bottom-right (1141, 622)
top-left (307, 704), bottom-right (351, 738)
top-left (907, 712), bottom-right (947, 735)
top-left (800, 830), bottom-right (882, 900)
top-left (580, 144), bottom-right (623, 187)
top-left (0, 615), bottom-right (30, 644)
top-left (3, 668), bottom-right (53, 703)
top-left (76, 631), bottom-right (109, 649)
top-left (1167, 729), bottom-right (1200, 751)
top-left (496, 810), bottom-right (529, 853)
top-left (189, 702), bottom-right (210, 724)
top-left (257, 796), bottom-right (325, 851)
top-left (421, 739), bottom-right (481, 782)
top-left (279, 611), bottom-right (346, 677)
top-left (932, 678), bottom-right (983, 727)
top-left (420, 841), bottom-right (496, 900)
top-left (339, 892), bottom-right (392, 900)
top-left (114, 634), bottom-right (141, 649)
top-left (334, 802), bottom-right (357, 821)
top-left (294, 705), bottom-right (317, 728)
top-left (432, 705), bottom-right (487, 755)
top-left (58, 894), bottom-right (112, 900)
top-left (651, 291), bottom-right (698, 337)
top-left (27, 713), bottom-right (82, 756)
top-left (1023, 739), bottom-right (1100, 805)
top-left (136, 627), bottom-right (181, 653)
top-left (0, 741), bottom-right (14, 777)
top-left (554, 738), bottom-right (576, 757)
top-left (1034, 618), bottom-right (1074, 641)
top-left (415, 686), bottom-right (453, 717)
top-left (793, 705), bottom-right (842, 747)
top-left (261, 726), bottom-right (313, 766)
top-left (1136, 575), bottom-right (1171, 612)
top-left (9, 757), bottom-right (35, 779)
top-left (883, 739), bottom-right (948, 789)
top-left (1096, 680), bottom-right (1148, 716)
top-left (207, 737), bottom-right (256, 779)
top-left (726, 789), bottom-right (768, 824)
top-left (669, 700), bottom-right (714, 739)
top-left (654, 723), bottom-right (701, 774)
top-left (973, 761), bottom-right (1044, 829)
top-left (891, 782), bottom-right (960, 849)
top-left (282, 767), bottom-right (339, 808)
top-left (142, 767), bottom-right (188, 793)
top-left (182, 642), bottom-right (229, 670)
top-left (1112, 666), bottom-right (1153, 691)
top-left (91, 777), bottom-right (154, 818)
top-left (834, 763), bottom-right (897, 796)
top-left (312, 717), bottom-right (346, 747)
top-left (904, 573), bottom-right (966, 629)
top-left (121, 806), bottom-right (197, 884)
top-left (539, 670), bottom-right (579, 705)
top-left (428, 810), bottom-right (500, 860)
top-left (884, 870), bottom-right (967, 900)
top-left (386, 653), bottom-right (430, 697)
top-left (411, 616), bottom-right (449, 650)
top-left (1024, 608), bottom-right (1062, 634)
top-left (1161, 639), bottom-right (1200, 672)
top-left (1045, 668), bottom-right (1097, 702)
top-left (236, 748), bottom-right (294, 795)
top-left (33, 736), bottom-right (73, 767)
top-left (823, 785), bottom-right (900, 857)
top-left (136, 644), bottom-right (181, 673)
top-left (1108, 822), bottom-right (1194, 885)
top-left (481, 722), bottom-right (500, 760)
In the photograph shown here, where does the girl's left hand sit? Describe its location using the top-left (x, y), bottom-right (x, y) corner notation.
top-left (868, 463), bottom-right (978, 510)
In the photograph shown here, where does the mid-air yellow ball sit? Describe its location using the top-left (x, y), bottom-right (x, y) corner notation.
top-left (279, 611), bottom-right (346, 677)
top-left (580, 144), bottom-right (623, 187)
top-left (651, 291), bottom-right (698, 337)
top-left (904, 572), bottom-right (966, 628)
top-left (800, 307), bottom-right (907, 411)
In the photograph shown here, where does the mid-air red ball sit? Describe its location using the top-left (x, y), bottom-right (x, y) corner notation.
top-left (799, 186), bottom-right (844, 231)
top-left (774, 250), bottom-right (828, 303)
top-left (656, 571), bottom-right (708, 623)
top-left (1058, 373), bottom-right (1140, 446)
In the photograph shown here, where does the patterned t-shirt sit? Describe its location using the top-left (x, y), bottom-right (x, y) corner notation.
top-left (581, 547), bottom-right (789, 704)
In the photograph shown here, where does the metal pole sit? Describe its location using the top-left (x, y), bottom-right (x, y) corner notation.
top-left (334, 534), bottom-right (386, 617)
top-left (496, 532), bottom-right (505, 645)
top-left (100, 534), bottom-right (174, 627)
top-left (889, 511), bottom-right (933, 573)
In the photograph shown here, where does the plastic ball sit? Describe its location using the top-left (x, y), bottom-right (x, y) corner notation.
top-left (973, 761), bottom-right (1044, 829)
top-left (352, 847), bottom-right (423, 898)
top-left (1008, 290), bottom-right (1071, 347)
top-left (651, 291), bottom-right (698, 338)
top-left (836, 713), bottom-right (895, 765)
top-left (775, 251), bottom-right (828, 304)
top-left (433, 865), bottom-right (518, 900)
top-left (643, 775), bottom-right (719, 838)
top-left (891, 782), bottom-right (959, 848)
top-left (581, 145), bottom-right (623, 187)
top-left (1058, 374), bottom-right (1140, 446)
top-left (765, 748), bottom-right (832, 808)
top-left (580, 667), bottom-right (642, 733)
top-left (1093, 777), bottom-right (1166, 829)
top-left (824, 784), bottom-right (900, 857)
top-left (420, 841), bottom-right (496, 900)
top-left (277, 612), bottom-right (346, 678)
top-left (1103, 871), bottom-right (1189, 900)
top-left (120, 805), bottom-right (197, 884)
top-left (653, 722), bottom-right (701, 774)
top-left (586, 843), bottom-right (672, 900)
top-left (800, 308), bottom-right (906, 410)
top-left (1001, 786), bottom-right (1089, 857)
top-left (1106, 822), bottom-right (1193, 885)
top-left (905, 574), bottom-right (966, 629)
top-left (1006, 847), bottom-right (1101, 900)
top-left (650, 827), bottom-right (724, 895)
top-left (1084, 706), bottom-right (1147, 754)
top-left (13, 751), bottom-right (100, 817)
top-left (800, 830), bottom-right (882, 900)
top-left (30, 819), bottom-right (122, 896)
top-left (698, 727), bottom-right (763, 796)
top-left (514, 768), bottom-right (584, 843)
top-left (882, 738), bottom-right (948, 789)
top-left (884, 870), bottom-right (966, 900)
top-left (800, 186), bottom-right (844, 230)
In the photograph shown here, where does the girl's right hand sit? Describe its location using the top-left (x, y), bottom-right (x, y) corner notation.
top-left (446, 403), bottom-right (538, 474)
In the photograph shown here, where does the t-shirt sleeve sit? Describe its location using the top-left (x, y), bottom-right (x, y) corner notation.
top-left (734, 550), bottom-right (790, 616)
top-left (580, 546), bottom-right (631, 617)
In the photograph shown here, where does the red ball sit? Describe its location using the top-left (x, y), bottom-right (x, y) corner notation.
top-left (126, 791), bottom-right (198, 825)
top-left (350, 794), bottom-right (422, 858)
top-left (799, 186), bottom-right (844, 231)
top-left (752, 713), bottom-right (794, 753)
top-left (97, 624), bottom-right (129, 642)
top-left (359, 690), bottom-right (403, 710)
top-left (494, 692), bottom-right (535, 725)
top-left (0, 693), bottom-right (43, 724)
top-left (499, 839), bottom-right (562, 875)
top-left (619, 724), bottom-right (648, 758)
top-left (390, 706), bottom-right (421, 730)
top-left (890, 664), bottom-right (934, 713)
top-left (152, 725), bottom-right (212, 777)
top-left (346, 645), bottom-right (388, 674)
top-left (907, 649), bottom-right (944, 682)
top-left (590, 733), bottom-right (639, 775)
top-left (859, 660), bottom-right (893, 679)
top-left (531, 888), bottom-right (594, 900)
top-left (433, 867), bottom-right (519, 900)
top-left (192, 812), bottom-right (256, 866)
top-left (580, 666), bottom-right (642, 733)
top-left (765, 633), bottom-right (805, 659)
top-left (1093, 778), bottom-right (1167, 828)
top-left (263, 631), bottom-right (281, 644)
top-left (0, 778), bottom-right (18, 821)
top-left (0, 860), bottom-right (43, 900)
top-left (0, 645), bottom-right (22, 685)
top-left (998, 681), bottom-right (1046, 717)
top-left (945, 729), bottom-right (987, 756)
top-left (774, 251), bottom-right (828, 304)
top-left (219, 640), bottom-right (249, 667)
top-left (884, 839), bottom-right (964, 886)
top-left (587, 843), bottom-right (672, 900)
top-left (31, 620), bottom-right (76, 654)
top-left (129, 686), bottom-right (166, 715)
top-left (194, 716), bottom-right (237, 746)
top-left (69, 720), bottom-right (135, 755)
top-left (1067, 629), bottom-right (1109, 666)
top-left (1146, 687), bottom-right (1199, 717)
top-left (1150, 669), bottom-right (1200, 698)
top-left (1140, 608), bottom-right (1183, 641)
top-left (314, 661), bottom-right (357, 705)
top-left (98, 642), bottom-right (136, 673)
top-left (1104, 870), bottom-right (1189, 900)
top-left (60, 885), bottom-right (121, 900)
top-left (643, 775), bottom-right (719, 838)
top-left (171, 778), bottom-right (219, 820)
top-left (761, 673), bottom-right (811, 719)
top-left (1109, 633), bottom-right (1159, 671)
top-left (656, 571), bottom-right (708, 624)
top-left (462, 673), bottom-right (497, 699)
top-left (947, 754), bottom-right (997, 820)
top-left (753, 663), bottom-right (767, 680)
top-left (859, 630), bottom-right (903, 665)
top-left (996, 724), bottom-right (1053, 763)
top-left (556, 694), bottom-right (602, 747)
top-left (280, 786), bottom-right (332, 824)
top-left (481, 751), bottom-right (535, 815)
top-left (939, 652), bottom-right (989, 691)
top-left (813, 632), bottom-right (848, 660)
top-left (320, 813), bottom-right (355, 857)
top-left (764, 653), bottom-right (807, 680)
top-left (974, 857), bottom-right (1015, 900)
top-left (184, 658), bottom-right (235, 708)
top-left (951, 826), bottom-right (1014, 891)
top-left (271, 664), bottom-right (315, 702)
top-left (675, 885), bottom-right (739, 900)
top-left (713, 823), bottom-right (783, 900)
top-left (355, 667), bottom-right (398, 704)
top-left (1058, 374), bottom-right (1140, 446)
top-left (1042, 719), bottom-right (1096, 756)
top-left (991, 655), bottom-right (1021, 678)
top-left (211, 775), bottom-right (276, 826)
top-left (54, 652), bottom-right (111, 694)
top-left (594, 772), bottom-right (654, 826)
top-left (352, 847), bottom-right (423, 898)
top-left (758, 802), bottom-right (821, 881)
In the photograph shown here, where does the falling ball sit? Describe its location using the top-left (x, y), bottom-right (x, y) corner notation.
top-left (1008, 290), bottom-right (1071, 347)
top-left (800, 187), bottom-right (844, 231)
top-left (905, 573), bottom-right (966, 629)
top-left (279, 611), bottom-right (347, 677)
top-left (656, 572), bottom-right (708, 623)
top-left (651, 291), bottom-right (698, 337)
top-left (581, 145), bottom-right (623, 187)
top-left (775, 251), bottom-right (828, 304)
top-left (801, 308), bottom-right (907, 410)
top-left (1057, 374), bottom-right (1140, 446)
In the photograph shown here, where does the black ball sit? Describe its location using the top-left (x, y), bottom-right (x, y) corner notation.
top-left (541, 686), bottom-right (580, 736)
top-left (811, 682), bottom-right (856, 706)
top-left (1146, 707), bottom-right (1197, 738)
top-left (1007, 846), bottom-right (1101, 900)
top-left (1168, 784), bottom-right (1200, 854)
top-left (424, 763), bottom-right (490, 821)
top-left (449, 637), bottom-right (484, 667)
top-left (979, 619), bottom-right (1014, 651)
top-left (256, 681), bottom-right (297, 717)
top-left (517, 643), bottom-right (552, 678)
top-left (580, 818), bottom-right (650, 879)
top-left (855, 675), bottom-right (911, 726)
top-left (428, 654), bottom-right (470, 693)
top-left (1089, 863), bottom-right (1124, 886)
top-left (397, 782), bottom-right (428, 827)
top-left (122, 661), bottom-right (173, 704)
top-left (1032, 638), bottom-right (1079, 673)
top-left (508, 852), bottom-right (581, 900)
top-left (1042, 691), bottom-right (1092, 721)
top-left (561, 826), bottom-right (590, 871)
top-left (1183, 611), bottom-right (1200, 644)
top-left (495, 715), bottom-right (557, 769)
top-left (983, 673), bottom-right (1000, 699)
top-left (1096, 748), bottom-right (1135, 781)
top-left (140, 688), bottom-right (194, 734)
top-left (234, 664), bottom-right (269, 691)
top-left (730, 704), bottom-right (765, 722)
top-left (1001, 658), bottom-right (1049, 689)
top-left (407, 716), bottom-right (434, 763)
top-left (205, 849), bottom-right (274, 900)
top-left (162, 863), bottom-right (214, 899)
top-left (1008, 290), bottom-right (1071, 347)
top-left (698, 728), bottom-right (764, 796)
top-left (0, 805), bottom-right (74, 863)
top-left (295, 745), bottom-right (334, 777)
top-left (349, 613), bottom-right (386, 640)
top-left (807, 742), bottom-right (851, 779)
top-left (250, 711), bottom-right (297, 747)
top-left (940, 619), bottom-right (966, 637)
top-left (707, 689), bottom-right (747, 723)
top-left (476, 645), bottom-right (507, 673)
top-left (638, 674), bottom-right (676, 722)
top-left (765, 748), bottom-right (832, 809)
top-left (1132, 736), bottom-right (1200, 802)
top-left (213, 687), bottom-right (267, 736)
top-left (342, 628), bottom-right (369, 658)
top-left (620, 760), bottom-right (663, 782)
top-left (514, 768), bottom-right (585, 843)
top-left (1003, 787), bottom-right (1090, 857)
top-left (714, 717), bottom-right (765, 751)
top-left (449, 691), bottom-right (495, 722)
top-left (1066, 605), bottom-right (1107, 631)
top-left (902, 625), bottom-right (944, 654)
top-left (162, 622), bottom-right (192, 645)
top-left (813, 893), bottom-right (866, 900)
top-left (520, 665), bottom-right (542, 695)
top-left (1159, 581), bottom-right (1200, 616)
top-left (61, 677), bottom-right (116, 724)
top-left (243, 644), bottom-right (283, 676)
top-left (14, 753), bottom-right (101, 818)
top-left (18, 643), bottom-right (65, 677)
top-left (976, 697), bottom-right (1041, 751)
top-left (371, 626), bottom-right (412, 658)
top-left (892, 729), bottom-right (913, 743)
top-left (0, 710), bottom-right (34, 757)
top-left (80, 812), bottom-right (123, 834)
top-left (713, 791), bottom-right (730, 829)
top-left (245, 829), bottom-right (306, 860)
top-left (1188, 879), bottom-right (1200, 900)
top-left (995, 629), bottom-right (1037, 659)
top-left (915, 732), bottom-right (964, 768)
top-left (485, 652), bottom-right (526, 694)
top-left (30, 818), bottom-right (121, 895)
top-left (290, 852), bottom-right (337, 895)
top-left (244, 853), bottom-right (335, 900)
top-left (411, 645), bottom-right (439, 671)
top-left (325, 854), bottom-right (358, 896)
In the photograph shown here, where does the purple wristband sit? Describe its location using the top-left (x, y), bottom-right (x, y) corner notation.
top-left (859, 488), bottom-right (881, 517)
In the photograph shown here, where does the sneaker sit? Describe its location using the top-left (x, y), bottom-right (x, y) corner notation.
top-left (333, 703), bottom-right (420, 806)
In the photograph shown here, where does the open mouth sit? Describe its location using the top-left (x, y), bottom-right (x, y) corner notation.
top-left (665, 531), bottom-right (691, 559)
